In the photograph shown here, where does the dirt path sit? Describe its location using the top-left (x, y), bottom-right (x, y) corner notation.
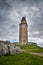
top-left (23, 50), bottom-right (43, 57)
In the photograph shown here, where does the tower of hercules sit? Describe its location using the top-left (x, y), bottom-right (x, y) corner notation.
top-left (19, 17), bottom-right (28, 45)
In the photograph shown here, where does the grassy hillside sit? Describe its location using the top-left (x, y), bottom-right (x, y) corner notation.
top-left (0, 45), bottom-right (43, 65)
top-left (18, 45), bottom-right (43, 53)
top-left (0, 52), bottom-right (43, 65)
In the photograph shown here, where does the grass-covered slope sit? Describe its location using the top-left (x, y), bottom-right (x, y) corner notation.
top-left (18, 45), bottom-right (43, 53)
top-left (0, 52), bottom-right (43, 65)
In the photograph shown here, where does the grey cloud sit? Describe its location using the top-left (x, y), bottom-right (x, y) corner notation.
top-left (0, 0), bottom-right (10, 10)
top-left (0, 0), bottom-right (43, 46)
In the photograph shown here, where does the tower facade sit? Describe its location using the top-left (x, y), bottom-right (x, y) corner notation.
top-left (19, 17), bottom-right (28, 45)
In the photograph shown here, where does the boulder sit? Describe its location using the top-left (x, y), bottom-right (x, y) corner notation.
top-left (8, 44), bottom-right (22, 55)
top-left (0, 45), bottom-right (2, 55)
top-left (0, 43), bottom-right (8, 55)
top-left (0, 43), bottom-right (22, 56)
top-left (8, 44), bottom-right (16, 55)
top-left (15, 46), bottom-right (23, 54)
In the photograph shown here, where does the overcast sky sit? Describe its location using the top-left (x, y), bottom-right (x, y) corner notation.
top-left (0, 0), bottom-right (43, 47)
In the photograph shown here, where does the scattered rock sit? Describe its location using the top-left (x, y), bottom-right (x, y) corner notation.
top-left (0, 45), bottom-right (2, 55)
top-left (0, 43), bottom-right (22, 56)
top-left (15, 46), bottom-right (22, 54)
top-left (0, 43), bottom-right (8, 55)
top-left (8, 44), bottom-right (16, 55)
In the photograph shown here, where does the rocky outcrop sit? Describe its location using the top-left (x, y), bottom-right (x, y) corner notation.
top-left (0, 43), bottom-right (8, 55)
top-left (7, 44), bottom-right (16, 55)
top-left (15, 46), bottom-right (22, 54)
top-left (0, 43), bottom-right (22, 55)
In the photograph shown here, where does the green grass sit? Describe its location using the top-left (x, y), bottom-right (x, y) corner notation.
top-left (0, 52), bottom-right (43, 65)
top-left (18, 45), bottom-right (43, 53)
top-left (0, 45), bottom-right (43, 65)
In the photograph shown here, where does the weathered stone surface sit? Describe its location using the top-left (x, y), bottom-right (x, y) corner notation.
top-left (15, 46), bottom-right (22, 54)
top-left (19, 17), bottom-right (28, 45)
top-left (0, 45), bottom-right (2, 55)
top-left (8, 44), bottom-right (22, 55)
top-left (0, 43), bottom-right (22, 56)
top-left (8, 44), bottom-right (16, 55)
top-left (0, 43), bottom-right (8, 55)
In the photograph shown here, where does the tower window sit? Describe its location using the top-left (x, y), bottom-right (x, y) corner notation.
top-left (24, 36), bottom-right (25, 37)
top-left (24, 40), bottom-right (25, 42)
top-left (24, 28), bottom-right (25, 30)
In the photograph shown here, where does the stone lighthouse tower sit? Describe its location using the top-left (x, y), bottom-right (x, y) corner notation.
top-left (19, 17), bottom-right (28, 45)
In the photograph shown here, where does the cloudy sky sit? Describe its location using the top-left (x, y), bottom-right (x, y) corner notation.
top-left (0, 0), bottom-right (43, 47)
